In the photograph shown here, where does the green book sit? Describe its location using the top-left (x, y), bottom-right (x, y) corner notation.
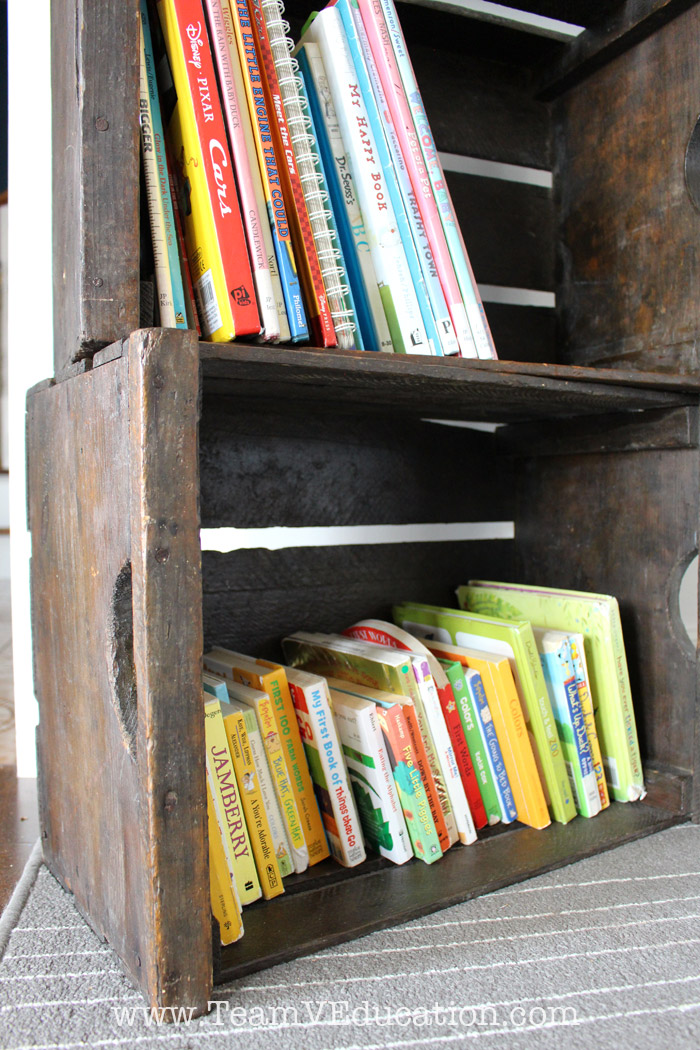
top-left (458, 581), bottom-right (644, 803)
top-left (393, 602), bottom-right (576, 825)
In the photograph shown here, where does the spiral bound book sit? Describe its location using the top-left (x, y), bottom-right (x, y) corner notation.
top-left (261, 0), bottom-right (359, 349)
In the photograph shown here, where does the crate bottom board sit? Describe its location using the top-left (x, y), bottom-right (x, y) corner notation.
top-left (215, 801), bottom-right (683, 982)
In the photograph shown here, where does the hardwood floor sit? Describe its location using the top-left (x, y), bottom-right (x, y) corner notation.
top-left (0, 768), bottom-right (39, 911)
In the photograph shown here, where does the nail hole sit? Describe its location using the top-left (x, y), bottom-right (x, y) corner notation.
top-left (685, 116), bottom-right (700, 212)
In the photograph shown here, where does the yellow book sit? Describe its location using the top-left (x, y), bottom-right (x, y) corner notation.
top-left (156, 0), bottom-right (260, 341)
top-left (423, 641), bottom-right (551, 830)
top-left (206, 776), bottom-right (243, 945)
top-left (221, 699), bottom-right (285, 899)
top-left (205, 695), bottom-right (262, 904)
top-left (204, 651), bottom-right (309, 873)
top-left (568, 634), bottom-right (610, 810)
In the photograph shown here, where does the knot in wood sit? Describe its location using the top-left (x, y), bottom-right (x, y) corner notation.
top-left (154, 546), bottom-right (170, 564)
top-left (95, 117), bottom-right (110, 132)
top-left (164, 790), bottom-right (178, 813)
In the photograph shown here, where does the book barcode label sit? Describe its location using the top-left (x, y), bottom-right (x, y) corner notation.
top-left (564, 760), bottom-right (581, 809)
top-left (195, 270), bottom-right (222, 337)
top-left (480, 706), bottom-right (493, 726)
top-left (602, 755), bottom-right (620, 789)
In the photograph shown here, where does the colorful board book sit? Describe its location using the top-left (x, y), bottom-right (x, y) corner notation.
top-left (286, 666), bottom-right (365, 867)
top-left (394, 602), bottom-right (575, 826)
top-left (458, 581), bottom-right (644, 803)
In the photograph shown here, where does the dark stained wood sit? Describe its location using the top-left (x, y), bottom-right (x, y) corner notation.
top-left (201, 541), bottom-right (516, 659)
top-left (446, 173), bottom-right (555, 292)
top-left (467, 0), bottom-right (614, 25)
top-left (515, 444), bottom-right (699, 777)
top-left (483, 303), bottom-right (557, 364)
top-left (27, 332), bottom-right (211, 1014)
top-left (0, 772), bottom-right (40, 913)
top-left (127, 329), bottom-right (211, 1012)
top-left (553, 6), bottom-right (700, 372)
top-left (199, 406), bottom-right (514, 528)
top-left (199, 345), bottom-right (696, 423)
top-left (498, 406), bottom-right (699, 456)
top-left (216, 801), bottom-right (683, 982)
top-left (51, 0), bottom-right (141, 371)
top-left (539, 0), bottom-right (699, 97)
top-left (643, 765), bottom-right (692, 814)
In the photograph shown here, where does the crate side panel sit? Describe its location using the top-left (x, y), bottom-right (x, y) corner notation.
top-left (555, 4), bottom-right (700, 372)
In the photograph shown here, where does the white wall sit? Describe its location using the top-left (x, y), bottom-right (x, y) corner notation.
top-left (8, 1), bottom-right (53, 774)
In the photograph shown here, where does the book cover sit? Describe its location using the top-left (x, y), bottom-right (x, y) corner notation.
top-left (156, 0), bottom-right (261, 340)
top-left (341, 0), bottom-right (459, 357)
top-left (356, 0), bottom-right (478, 358)
top-left (439, 658), bottom-right (499, 827)
top-left (568, 632), bottom-right (610, 809)
top-left (139, 0), bottom-right (189, 330)
top-left (535, 628), bottom-right (601, 819)
top-left (203, 694), bottom-right (262, 904)
top-left (297, 40), bottom-right (392, 352)
top-left (463, 667), bottom-right (519, 824)
top-left (222, 0), bottom-right (308, 340)
top-left (286, 667), bottom-right (366, 867)
top-left (206, 775), bottom-right (244, 945)
top-left (372, 0), bottom-right (497, 359)
top-left (203, 650), bottom-right (309, 873)
top-left (250, 0), bottom-right (337, 346)
top-left (204, 0), bottom-right (281, 340)
top-left (395, 626), bottom-right (551, 830)
top-left (374, 700), bottom-right (443, 863)
top-left (299, 6), bottom-right (434, 355)
top-left (223, 689), bottom-right (294, 878)
top-left (459, 581), bottom-right (644, 803)
top-left (343, 619), bottom-right (481, 838)
top-left (236, 655), bottom-right (330, 864)
top-left (220, 698), bottom-right (285, 897)
top-left (328, 688), bottom-right (412, 864)
top-left (394, 602), bottom-right (575, 825)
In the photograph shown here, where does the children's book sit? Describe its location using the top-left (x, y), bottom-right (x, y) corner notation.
top-left (459, 581), bottom-right (644, 803)
top-left (394, 602), bottom-right (575, 825)
top-left (286, 667), bottom-right (365, 867)
top-left (568, 632), bottom-right (610, 809)
top-left (328, 688), bottom-right (412, 864)
top-left (206, 776), bottom-right (244, 945)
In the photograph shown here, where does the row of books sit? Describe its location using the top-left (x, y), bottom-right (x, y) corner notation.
top-left (202, 581), bottom-right (644, 946)
top-left (139, 0), bottom-right (498, 357)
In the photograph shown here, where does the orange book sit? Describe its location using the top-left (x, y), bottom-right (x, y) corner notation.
top-left (424, 640), bottom-right (550, 830)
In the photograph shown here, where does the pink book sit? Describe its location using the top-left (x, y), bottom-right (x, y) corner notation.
top-left (356, 0), bottom-right (476, 357)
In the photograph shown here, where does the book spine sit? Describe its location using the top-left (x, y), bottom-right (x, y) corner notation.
top-left (397, 699), bottom-right (451, 851)
top-left (302, 7), bottom-right (433, 355)
top-left (297, 42), bottom-right (392, 353)
top-left (291, 679), bottom-right (366, 867)
top-left (411, 657), bottom-right (476, 844)
top-left (464, 669), bottom-right (518, 824)
top-left (204, 699), bottom-right (262, 904)
top-left (166, 139), bottom-right (202, 334)
top-left (206, 775), bottom-right (244, 944)
top-left (332, 696), bottom-right (412, 864)
top-left (434, 670), bottom-right (488, 829)
top-left (375, 0), bottom-right (497, 359)
top-left (356, 0), bottom-right (477, 358)
top-left (442, 660), bottom-right (501, 826)
top-left (261, 666), bottom-right (330, 864)
top-left (345, 0), bottom-right (458, 357)
top-left (568, 635), bottom-right (610, 809)
top-left (156, 0), bottom-right (261, 340)
top-left (375, 702), bottom-right (442, 863)
top-left (204, 0), bottom-right (280, 340)
top-left (224, 0), bottom-right (308, 340)
top-left (250, 0), bottom-right (337, 346)
top-left (294, 68), bottom-right (363, 350)
top-left (223, 708), bottom-right (285, 898)
top-left (139, 1), bottom-right (189, 329)
top-left (607, 600), bottom-right (645, 800)
top-left (241, 707), bottom-right (294, 877)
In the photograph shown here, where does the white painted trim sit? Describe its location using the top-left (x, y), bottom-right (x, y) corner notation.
top-left (201, 522), bottom-right (515, 552)
top-left (439, 152), bottom-right (553, 189)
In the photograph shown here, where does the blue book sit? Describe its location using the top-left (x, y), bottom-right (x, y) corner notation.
top-left (333, 0), bottom-right (444, 355)
top-left (465, 668), bottom-right (518, 824)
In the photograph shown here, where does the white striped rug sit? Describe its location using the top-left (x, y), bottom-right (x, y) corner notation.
top-left (2, 823), bottom-right (700, 1049)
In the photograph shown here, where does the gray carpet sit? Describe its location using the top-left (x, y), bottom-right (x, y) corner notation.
top-left (2, 824), bottom-right (700, 1049)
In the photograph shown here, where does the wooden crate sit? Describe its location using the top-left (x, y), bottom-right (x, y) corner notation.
top-left (31, 0), bottom-right (700, 1015)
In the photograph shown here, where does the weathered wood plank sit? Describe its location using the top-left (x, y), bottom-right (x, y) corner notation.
top-left (498, 406), bottom-right (699, 456)
top-left (553, 6), bottom-right (700, 372)
top-left (128, 328), bottom-right (211, 1012)
top-left (51, 0), bottom-right (140, 370)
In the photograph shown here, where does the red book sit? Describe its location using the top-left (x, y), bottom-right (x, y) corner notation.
top-left (437, 682), bottom-right (488, 830)
top-left (157, 0), bottom-right (261, 340)
top-left (397, 698), bottom-right (451, 852)
top-left (249, 0), bottom-right (337, 346)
